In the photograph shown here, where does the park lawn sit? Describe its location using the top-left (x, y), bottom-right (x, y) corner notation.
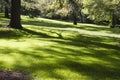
top-left (0, 13), bottom-right (120, 80)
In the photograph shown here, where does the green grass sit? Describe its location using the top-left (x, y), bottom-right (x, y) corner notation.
top-left (0, 13), bottom-right (120, 80)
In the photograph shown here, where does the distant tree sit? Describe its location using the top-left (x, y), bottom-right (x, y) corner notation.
top-left (68, 0), bottom-right (83, 25)
top-left (0, 0), bottom-right (10, 18)
top-left (0, 0), bottom-right (6, 13)
top-left (54, 0), bottom-right (84, 25)
top-left (9, 0), bottom-right (23, 29)
top-left (21, 0), bottom-right (54, 18)
top-left (4, 0), bottom-right (10, 18)
top-left (83, 0), bottom-right (120, 27)
top-left (21, 0), bottom-right (40, 18)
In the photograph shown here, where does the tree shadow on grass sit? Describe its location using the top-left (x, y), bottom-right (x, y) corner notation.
top-left (0, 28), bottom-right (59, 39)
top-left (22, 19), bottom-right (74, 28)
top-left (0, 19), bottom-right (120, 79)
top-left (77, 25), bottom-right (120, 34)
top-left (59, 59), bottom-right (120, 79)
top-left (1, 36), bottom-right (120, 80)
top-left (0, 29), bottom-right (24, 39)
top-left (0, 41), bottom-right (120, 80)
top-left (22, 28), bottom-right (56, 38)
top-left (0, 34), bottom-right (120, 79)
top-left (49, 37), bottom-right (120, 59)
top-left (39, 38), bottom-right (120, 79)
top-left (22, 19), bottom-right (120, 34)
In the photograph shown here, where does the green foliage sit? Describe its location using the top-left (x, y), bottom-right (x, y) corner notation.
top-left (1, 0), bottom-right (120, 25)
top-left (83, 0), bottom-right (120, 24)
top-left (0, 0), bottom-right (6, 12)
top-left (21, 0), bottom-right (56, 18)
top-left (21, 0), bottom-right (41, 18)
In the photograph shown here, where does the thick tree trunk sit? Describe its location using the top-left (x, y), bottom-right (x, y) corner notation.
top-left (5, 6), bottom-right (9, 18)
top-left (9, 0), bottom-right (23, 29)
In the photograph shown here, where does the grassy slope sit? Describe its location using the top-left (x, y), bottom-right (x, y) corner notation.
top-left (0, 13), bottom-right (120, 80)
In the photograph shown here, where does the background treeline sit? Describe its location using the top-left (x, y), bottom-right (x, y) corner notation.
top-left (0, 0), bottom-right (120, 27)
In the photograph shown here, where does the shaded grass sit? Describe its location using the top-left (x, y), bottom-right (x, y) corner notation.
top-left (0, 13), bottom-right (120, 80)
top-left (21, 17), bottom-right (120, 34)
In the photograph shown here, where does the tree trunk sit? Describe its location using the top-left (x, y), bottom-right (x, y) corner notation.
top-left (79, 12), bottom-right (85, 23)
top-left (72, 11), bottom-right (77, 25)
top-left (9, 0), bottom-right (23, 29)
top-left (111, 12), bottom-right (116, 28)
top-left (5, 6), bottom-right (9, 18)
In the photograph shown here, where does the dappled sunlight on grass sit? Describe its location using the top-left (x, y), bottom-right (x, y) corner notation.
top-left (0, 13), bottom-right (120, 80)
top-left (21, 16), bottom-right (120, 35)
top-left (0, 35), bottom-right (120, 79)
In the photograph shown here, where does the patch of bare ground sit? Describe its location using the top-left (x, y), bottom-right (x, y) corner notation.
top-left (0, 70), bottom-right (31, 80)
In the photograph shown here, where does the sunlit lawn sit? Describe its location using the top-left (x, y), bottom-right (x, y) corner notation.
top-left (0, 13), bottom-right (120, 80)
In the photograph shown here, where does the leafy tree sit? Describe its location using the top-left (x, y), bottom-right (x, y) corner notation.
top-left (83, 0), bottom-right (120, 27)
top-left (21, 0), bottom-right (41, 18)
top-left (21, 0), bottom-right (55, 18)
top-left (67, 0), bottom-right (83, 25)
top-left (0, 0), bottom-right (10, 18)
top-left (53, 0), bottom-right (84, 25)
top-left (0, 0), bottom-right (5, 12)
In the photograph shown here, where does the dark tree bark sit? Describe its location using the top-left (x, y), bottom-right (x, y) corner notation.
top-left (9, 0), bottom-right (23, 29)
top-left (5, 6), bottom-right (9, 18)
top-left (111, 12), bottom-right (117, 28)
top-left (79, 12), bottom-right (85, 23)
top-left (4, 0), bottom-right (10, 18)
top-left (72, 11), bottom-right (77, 25)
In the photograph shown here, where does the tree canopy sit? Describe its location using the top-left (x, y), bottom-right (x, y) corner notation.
top-left (0, 0), bottom-right (120, 28)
